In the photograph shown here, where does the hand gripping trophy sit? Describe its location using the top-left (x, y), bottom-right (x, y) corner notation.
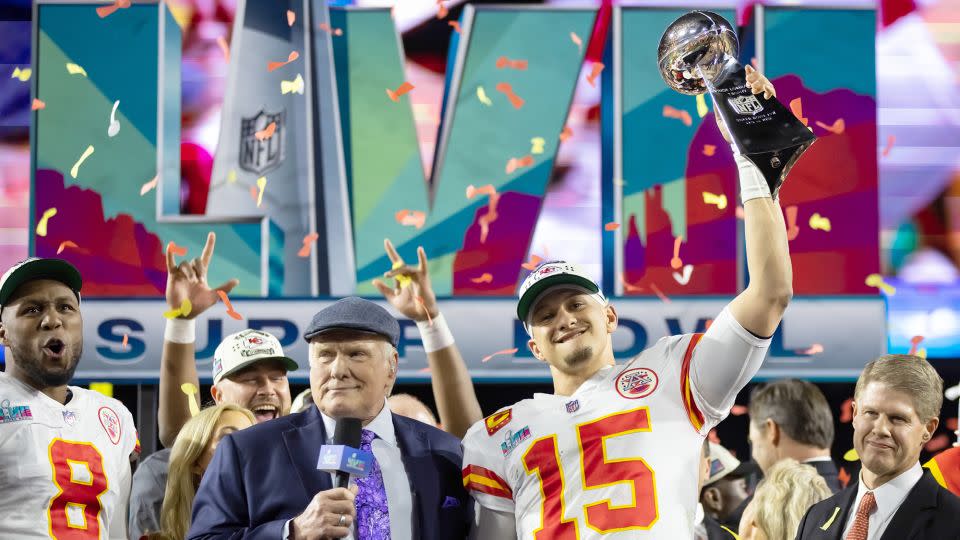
top-left (658, 11), bottom-right (816, 198)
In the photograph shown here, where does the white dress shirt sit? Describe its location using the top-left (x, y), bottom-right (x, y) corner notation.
top-left (841, 462), bottom-right (923, 539)
top-left (319, 402), bottom-right (413, 540)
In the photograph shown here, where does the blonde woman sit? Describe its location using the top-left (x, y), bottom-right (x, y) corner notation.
top-left (739, 459), bottom-right (832, 540)
top-left (152, 404), bottom-right (255, 540)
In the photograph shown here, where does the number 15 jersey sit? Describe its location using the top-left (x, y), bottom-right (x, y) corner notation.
top-left (462, 308), bottom-right (770, 539)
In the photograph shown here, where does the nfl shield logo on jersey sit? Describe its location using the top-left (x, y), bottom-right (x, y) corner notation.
top-left (565, 399), bottom-right (580, 413)
top-left (62, 410), bottom-right (79, 426)
top-left (728, 94), bottom-right (764, 116)
top-left (98, 406), bottom-right (122, 445)
top-left (615, 367), bottom-right (660, 399)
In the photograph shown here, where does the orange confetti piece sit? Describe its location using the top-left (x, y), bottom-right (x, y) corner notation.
top-left (466, 184), bottom-right (500, 243)
top-left (559, 126), bottom-right (573, 142)
top-left (839, 397), bottom-right (853, 423)
top-left (505, 155), bottom-right (534, 174)
top-left (704, 319), bottom-right (713, 330)
top-left (909, 335), bottom-right (924, 355)
top-left (494, 82), bottom-right (524, 109)
top-left (670, 236), bottom-right (683, 270)
top-left (789, 97), bottom-right (808, 126)
top-left (620, 273), bottom-right (644, 293)
top-left (586, 62), bottom-right (604, 87)
top-left (663, 105), bottom-right (692, 126)
top-left (217, 290), bottom-right (244, 320)
top-left (286, 9), bottom-right (295, 26)
top-left (216, 36), bottom-right (230, 61)
top-left (838, 467), bottom-right (851, 488)
top-left (604, 222), bottom-right (620, 231)
top-left (122, 334), bottom-right (129, 349)
top-left (815, 118), bottom-right (845, 135)
top-left (56, 240), bottom-right (78, 255)
top-left (386, 81), bottom-right (414, 102)
top-left (570, 31), bottom-right (583, 51)
top-left (395, 209), bottom-right (426, 229)
top-left (267, 51), bottom-right (299, 72)
top-left (471, 273), bottom-right (493, 284)
top-left (495, 56), bottom-right (528, 70)
top-left (448, 21), bottom-right (461, 33)
top-left (298, 232), bottom-right (319, 258)
top-left (702, 144), bottom-right (716, 156)
top-left (140, 175), bottom-right (158, 196)
top-left (481, 348), bottom-right (518, 363)
top-left (255, 122), bottom-right (277, 140)
top-left (166, 241), bottom-right (187, 257)
top-left (796, 343), bottom-right (824, 355)
top-left (785, 205), bottom-right (800, 241)
top-left (882, 135), bottom-right (895, 157)
top-left (650, 283), bottom-right (671, 303)
top-left (318, 22), bottom-right (343, 36)
top-left (249, 185), bottom-right (259, 203)
top-left (96, 0), bottom-right (130, 19)
top-left (31, 98), bottom-right (45, 111)
top-left (521, 255), bottom-right (543, 271)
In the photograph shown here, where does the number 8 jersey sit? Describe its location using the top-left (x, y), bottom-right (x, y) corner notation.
top-left (462, 308), bottom-right (770, 539)
top-left (0, 372), bottom-right (139, 539)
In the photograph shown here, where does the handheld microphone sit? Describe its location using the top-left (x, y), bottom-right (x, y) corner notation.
top-left (316, 417), bottom-right (373, 488)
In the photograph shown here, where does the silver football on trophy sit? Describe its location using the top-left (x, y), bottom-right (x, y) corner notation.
top-left (657, 11), bottom-right (739, 95)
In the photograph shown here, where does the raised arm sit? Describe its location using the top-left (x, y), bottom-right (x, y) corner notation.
top-left (373, 239), bottom-right (482, 438)
top-left (158, 232), bottom-right (239, 447)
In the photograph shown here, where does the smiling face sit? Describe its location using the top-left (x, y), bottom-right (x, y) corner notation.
top-left (0, 280), bottom-right (83, 389)
top-left (309, 330), bottom-right (397, 423)
top-left (852, 381), bottom-right (938, 487)
top-left (211, 359), bottom-right (292, 423)
top-left (526, 288), bottom-right (617, 376)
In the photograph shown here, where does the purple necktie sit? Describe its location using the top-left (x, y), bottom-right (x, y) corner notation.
top-left (355, 429), bottom-right (391, 539)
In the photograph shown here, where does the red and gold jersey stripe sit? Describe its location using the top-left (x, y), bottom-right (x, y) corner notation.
top-left (463, 464), bottom-right (513, 500)
top-left (680, 333), bottom-right (706, 432)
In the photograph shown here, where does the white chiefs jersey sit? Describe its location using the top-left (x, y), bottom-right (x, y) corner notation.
top-left (0, 372), bottom-right (139, 539)
top-left (463, 309), bottom-right (768, 539)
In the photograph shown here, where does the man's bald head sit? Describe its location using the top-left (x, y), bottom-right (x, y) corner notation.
top-left (388, 393), bottom-right (439, 427)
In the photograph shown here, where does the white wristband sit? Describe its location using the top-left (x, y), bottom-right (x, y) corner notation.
top-left (164, 317), bottom-right (196, 344)
top-left (733, 151), bottom-right (772, 203)
top-left (416, 313), bottom-right (455, 353)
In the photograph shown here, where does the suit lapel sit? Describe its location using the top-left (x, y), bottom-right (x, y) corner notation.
top-left (394, 416), bottom-right (432, 539)
top-left (820, 486), bottom-right (858, 540)
top-left (282, 406), bottom-right (333, 499)
top-left (880, 471), bottom-right (938, 540)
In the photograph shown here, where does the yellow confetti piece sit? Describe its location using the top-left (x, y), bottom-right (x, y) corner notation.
top-left (917, 347), bottom-right (927, 359)
top-left (530, 137), bottom-right (545, 155)
top-left (702, 192), bottom-right (727, 210)
top-left (180, 298), bottom-right (192, 317)
top-left (809, 212), bottom-right (832, 232)
top-left (70, 145), bottom-right (95, 179)
top-left (36, 207), bottom-right (57, 237)
top-left (89, 382), bottom-right (114, 398)
top-left (392, 260), bottom-right (412, 288)
top-left (66, 62), bottom-right (88, 77)
top-left (696, 94), bottom-right (708, 118)
top-left (476, 86), bottom-right (492, 106)
top-left (281, 73), bottom-right (304, 94)
top-left (11, 67), bottom-right (31, 81)
top-left (181, 383), bottom-right (201, 417)
top-left (255, 176), bottom-right (267, 207)
top-left (843, 448), bottom-right (859, 461)
top-left (227, 169), bottom-right (237, 183)
top-left (865, 273), bottom-right (896, 295)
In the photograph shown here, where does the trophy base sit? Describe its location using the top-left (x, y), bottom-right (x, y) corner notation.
top-left (745, 139), bottom-right (816, 199)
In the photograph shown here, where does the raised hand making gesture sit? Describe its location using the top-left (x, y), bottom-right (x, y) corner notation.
top-left (371, 238), bottom-right (438, 323)
top-left (165, 232), bottom-right (239, 319)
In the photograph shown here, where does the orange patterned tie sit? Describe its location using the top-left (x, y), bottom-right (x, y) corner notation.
top-left (845, 491), bottom-right (876, 540)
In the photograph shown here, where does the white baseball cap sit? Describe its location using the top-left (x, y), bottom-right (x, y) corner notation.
top-left (705, 442), bottom-right (754, 486)
top-left (213, 329), bottom-right (298, 384)
top-left (0, 258), bottom-right (82, 314)
top-left (517, 260), bottom-right (606, 332)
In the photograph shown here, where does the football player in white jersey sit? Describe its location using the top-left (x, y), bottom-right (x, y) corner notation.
top-left (463, 67), bottom-right (793, 539)
top-left (0, 258), bottom-right (139, 539)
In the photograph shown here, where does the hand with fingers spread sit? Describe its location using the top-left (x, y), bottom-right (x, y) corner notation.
top-left (290, 486), bottom-right (358, 540)
top-left (371, 238), bottom-right (438, 323)
top-left (165, 232), bottom-right (240, 319)
top-left (716, 64), bottom-right (777, 144)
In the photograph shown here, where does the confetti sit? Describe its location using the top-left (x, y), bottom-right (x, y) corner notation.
top-left (506, 155), bottom-right (534, 174)
top-left (107, 100), bottom-right (120, 137)
top-left (66, 63), bottom-right (88, 77)
top-left (96, 0), bottom-right (130, 18)
top-left (559, 127), bottom-right (573, 143)
top-left (917, 348), bottom-right (927, 359)
top-left (122, 333), bottom-right (128, 350)
top-left (166, 241), bottom-right (188, 257)
top-left (386, 81), bottom-right (414, 102)
top-left (227, 170), bottom-right (237, 183)
top-left (216, 36), bottom-right (230, 61)
top-left (31, 99), bottom-right (45, 111)
top-left (163, 299), bottom-right (192, 319)
top-left (735, 206), bottom-right (745, 220)
top-left (476, 86), bottom-right (493, 106)
top-left (11, 67), bottom-right (31, 82)
top-left (650, 283), bottom-right (671, 303)
top-left (702, 144), bottom-right (716, 156)
top-left (286, 9), bottom-right (295, 26)
top-left (281, 74), bottom-right (305, 95)
top-left (255, 176), bottom-right (267, 207)
top-left (670, 236), bottom-right (683, 270)
top-left (70, 145), bottom-right (95, 179)
top-left (815, 118), bottom-right (845, 135)
top-left (865, 273), bottom-right (895, 295)
top-left (415, 296), bottom-right (433, 326)
top-left (217, 290), bottom-right (243, 320)
top-left (267, 51), bottom-right (299, 72)
top-left (925, 434), bottom-right (950, 452)
top-left (604, 222), bottom-right (620, 231)
top-left (89, 382), bottom-right (114, 397)
top-left (249, 186), bottom-right (259, 203)
top-left (298, 232), bottom-right (319, 257)
top-left (318, 22), bottom-right (344, 36)
top-left (663, 105), bottom-right (692, 126)
top-left (530, 137), bottom-right (545, 154)
top-left (839, 398), bottom-right (853, 423)
top-left (255, 121), bottom-right (277, 140)
top-left (494, 82), bottom-right (524, 109)
top-left (390, 260), bottom-right (412, 289)
top-left (843, 448), bottom-right (859, 461)
top-left (695, 94), bottom-right (708, 118)
top-left (673, 264), bottom-right (693, 285)
top-left (620, 273), bottom-right (643, 293)
top-left (909, 335), bottom-right (924, 355)
top-left (809, 213), bottom-right (832, 232)
top-left (586, 62), bottom-right (604, 87)
top-left (56, 240), bottom-right (78, 255)
top-left (882, 135), bottom-right (896, 157)
top-left (448, 21), bottom-right (461, 33)
top-left (140, 175), bottom-right (159, 196)
top-left (730, 405), bottom-right (748, 416)
top-left (496, 56), bottom-right (528, 70)
top-left (570, 31), bottom-right (583, 51)
top-left (521, 254), bottom-right (543, 271)
top-left (471, 273), bottom-right (493, 284)
top-left (838, 467), bottom-right (851, 488)
top-left (181, 383), bottom-right (201, 417)
top-left (702, 192), bottom-right (727, 210)
top-left (466, 184), bottom-right (500, 243)
top-left (796, 343), bottom-right (824, 355)
top-left (395, 209), bottom-right (426, 229)
top-left (36, 208), bottom-right (57, 237)
top-left (785, 205), bottom-right (800, 240)
top-left (789, 97), bottom-right (808, 126)
top-left (481, 348), bottom-right (518, 363)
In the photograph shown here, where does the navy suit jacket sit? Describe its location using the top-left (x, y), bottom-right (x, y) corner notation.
top-left (188, 405), bottom-right (472, 540)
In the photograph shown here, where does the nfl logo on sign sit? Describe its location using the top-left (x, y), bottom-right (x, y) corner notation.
top-left (728, 95), bottom-right (764, 116)
top-left (239, 109), bottom-right (285, 174)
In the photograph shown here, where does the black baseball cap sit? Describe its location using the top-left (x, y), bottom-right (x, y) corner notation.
top-left (303, 297), bottom-right (400, 347)
top-left (0, 258), bottom-right (82, 311)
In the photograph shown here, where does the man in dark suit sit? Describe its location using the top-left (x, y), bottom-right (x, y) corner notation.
top-left (796, 355), bottom-right (960, 540)
top-left (188, 297), bottom-right (471, 540)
